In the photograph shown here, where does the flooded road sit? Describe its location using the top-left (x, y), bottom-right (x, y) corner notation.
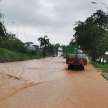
top-left (0, 57), bottom-right (108, 108)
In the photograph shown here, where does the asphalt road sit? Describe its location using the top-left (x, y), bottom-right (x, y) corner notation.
top-left (0, 57), bottom-right (108, 108)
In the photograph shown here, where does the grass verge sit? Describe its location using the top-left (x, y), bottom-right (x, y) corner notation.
top-left (0, 48), bottom-right (42, 62)
top-left (93, 62), bottom-right (108, 80)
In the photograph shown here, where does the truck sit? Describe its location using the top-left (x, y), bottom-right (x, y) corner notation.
top-left (63, 46), bottom-right (87, 70)
top-left (63, 46), bottom-right (78, 58)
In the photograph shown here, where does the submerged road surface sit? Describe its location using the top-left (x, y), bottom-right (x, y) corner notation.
top-left (0, 57), bottom-right (108, 108)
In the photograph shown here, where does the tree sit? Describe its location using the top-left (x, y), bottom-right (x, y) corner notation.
top-left (69, 39), bottom-right (77, 46)
top-left (3, 33), bottom-right (26, 52)
top-left (90, 10), bottom-right (108, 30)
top-left (73, 10), bottom-right (108, 61)
top-left (0, 13), bottom-right (7, 40)
top-left (0, 22), bottom-right (6, 38)
top-left (38, 35), bottom-right (50, 57)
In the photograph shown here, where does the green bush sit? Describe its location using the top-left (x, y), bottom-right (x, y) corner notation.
top-left (94, 62), bottom-right (108, 73)
top-left (0, 48), bottom-right (42, 62)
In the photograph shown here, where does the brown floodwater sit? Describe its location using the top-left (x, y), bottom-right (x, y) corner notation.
top-left (0, 57), bottom-right (108, 108)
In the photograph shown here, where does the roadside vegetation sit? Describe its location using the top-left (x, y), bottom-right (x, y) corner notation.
top-left (94, 63), bottom-right (108, 73)
top-left (94, 62), bottom-right (108, 80)
top-left (0, 12), bottom-right (59, 62)
top-left (68, 10), bottom-right (108, 77)
top-left (63, 10), bottom-right (108, 64)
top-left (71, 10), bottom-right (108, 62)
top-left (0, 48), bottom-right (43, 62)
top-left (71, 10), bottom-right (108, 60)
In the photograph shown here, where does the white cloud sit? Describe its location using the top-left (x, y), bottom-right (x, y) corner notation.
top-left (0, 0), bottom-right (108, 45)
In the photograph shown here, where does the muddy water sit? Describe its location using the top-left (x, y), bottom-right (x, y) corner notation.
top-left (0, 57), bottom-right (108, 108)
top-left (0, 57), bottom-right (66, 102)
top-left (0, 57), bottom-right (65, 82)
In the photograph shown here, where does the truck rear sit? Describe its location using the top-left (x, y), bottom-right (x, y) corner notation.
top-left (67, 55), bottom-right (85, 70)
top-left (63, 46), bottom-right (86, 70)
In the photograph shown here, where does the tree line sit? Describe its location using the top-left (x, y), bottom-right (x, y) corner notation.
top-left (70, 10), bottom-right (108, 62)
top-left (0, 13), bottom-right (59, 58)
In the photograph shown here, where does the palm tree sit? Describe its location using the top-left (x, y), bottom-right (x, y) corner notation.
top-left (38, 35), bottom-right (50, 57)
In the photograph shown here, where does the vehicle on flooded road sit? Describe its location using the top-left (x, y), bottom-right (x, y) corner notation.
top-left (63, 46), bottom-right (87, 70)
top-left (66, 54), bottom-right (85, 70)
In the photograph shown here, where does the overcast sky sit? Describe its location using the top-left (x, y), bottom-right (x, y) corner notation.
top-left (0, 0), bottom-right (108, 45)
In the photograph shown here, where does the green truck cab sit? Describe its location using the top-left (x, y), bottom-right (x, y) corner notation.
top-left (63, 46), bottom-right (78, 58)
